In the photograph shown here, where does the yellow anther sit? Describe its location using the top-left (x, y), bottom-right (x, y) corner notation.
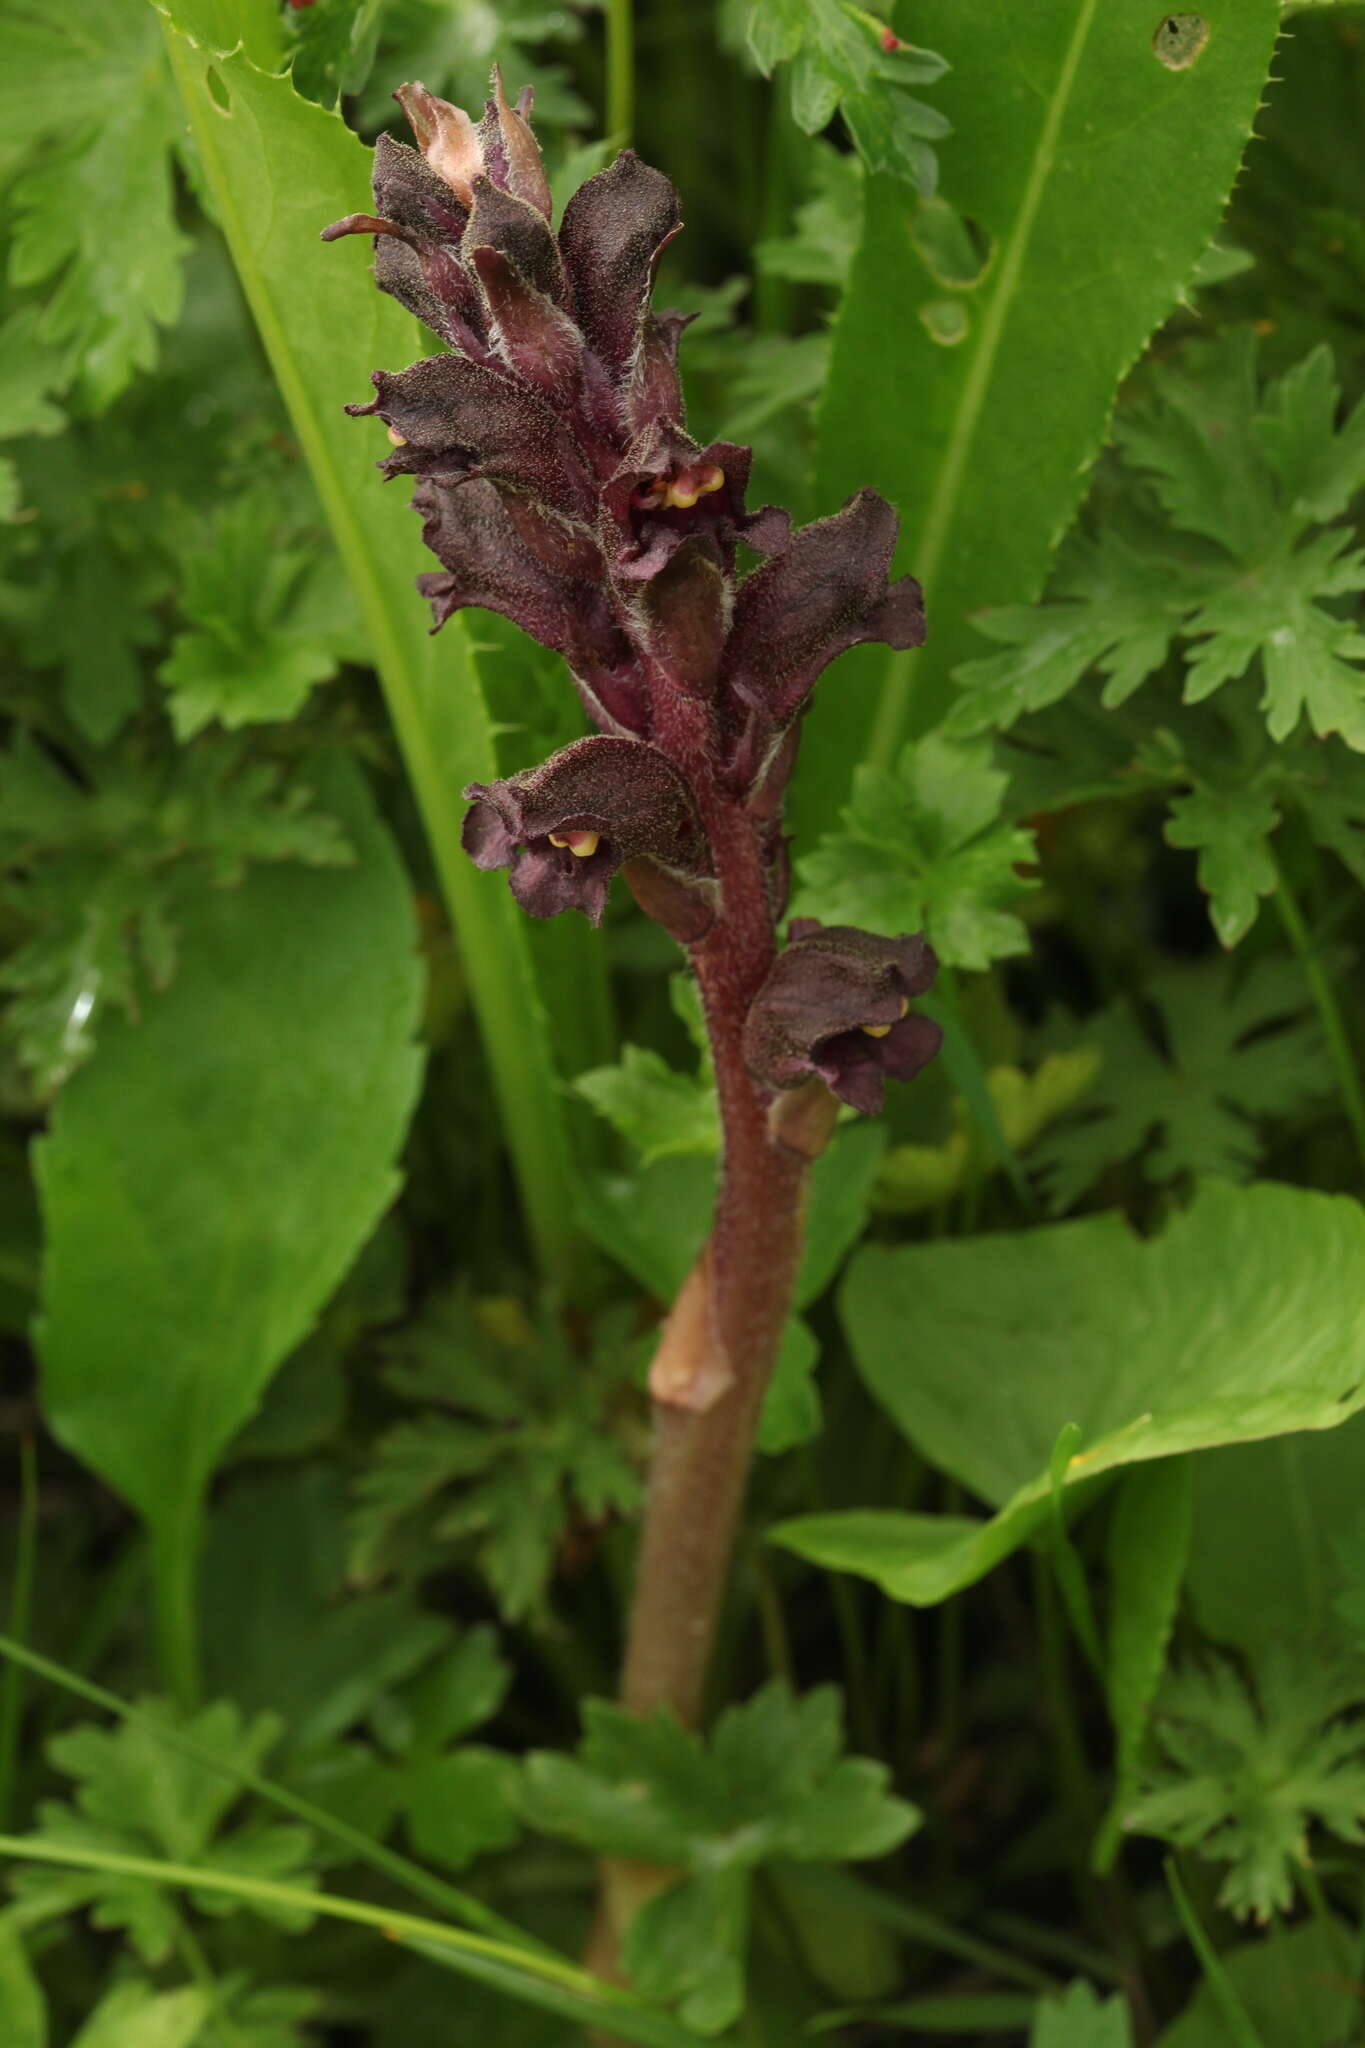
top-left (386, 425), bottom-right (408, 446)
top-left (861, 998), bottom-right (909, 1041)
top-left (548, 829), bottom-right (601, 858)
top-left (661, 465), bottom-right (725, 511)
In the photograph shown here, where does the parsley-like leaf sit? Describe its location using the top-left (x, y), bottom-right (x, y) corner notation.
top-left (2, 1), bottom-right (188, 410)
top-left (158, 493), bottom-right (364, 738)
top-left (794, 733), bottom-right (1037, 971)
top-left (747, 0), bottom-right (948, 194)
top-left (351, 1294), bottom-right (642, 1621)
top-left (1032, 954), bottom-right (1327, 1212)
top-left (0, 731), bottom-right (351, 1095)
top-left (523, 1682), bottom-right (918, 2034)
top-left (9, 1701), bottom-right (317, 1964)
top-left (1125, 1650), bottom-right (1365, 1922)
top-left (952, 335), bottom-right (1365, 753)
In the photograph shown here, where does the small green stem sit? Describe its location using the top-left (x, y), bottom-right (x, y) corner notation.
top-left (605, 0), bottom-right (634, 143)
top-left (1274, 861), bottom-right (1365, 1179)
top-left (0, 1439), bottom-right (37, 1829)
top-left (150, 1509), bottom-right (202, 1712)
top-left (175, 1912), bottom-right (244, 2048)
top-left (1165, 1856), bottom-right (1265, 2048)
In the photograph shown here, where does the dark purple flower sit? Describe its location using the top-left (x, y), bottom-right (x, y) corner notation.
top-left (743, 920), bottom-right (942, 1115)
top-left (719, 491), bottom-right (926, 792)
top-left (461, 736), bottom-right (712, 925)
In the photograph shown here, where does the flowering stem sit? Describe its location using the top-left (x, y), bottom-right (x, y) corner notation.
top-left (606, 0), bottom-right (635, 143)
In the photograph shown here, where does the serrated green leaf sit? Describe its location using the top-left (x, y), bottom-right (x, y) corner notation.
top-left (159, 492), bottom-right (364, 737)
top-left (747, 0), bottom-right (947, 191)
top-left (573, 1046), bottom-right (719, 1166)
top-left (794, 732), bottom-right (1036, 971)
top-left (797, 0), bottom-right (1279, 831)
top-left (405, 1747), bottom-right (521, 1874)
top-left (10, 1698), bottom-right (316, 1963)
top-left (772, 1180), bottom-right (1365, 1605)
top-left (350, 1295), bottom-right (641, 1619)
top-left (6, 8), bottom-right (189, 411)
top-left (1164, 783), bottom-right (1281, 948)
top-left (1032, 954), bottom-right (1327, 1210)
top-left (1031, 1981), bottom-right (1133, 2047)
top-left (34, 753), bottom-right (423, 1589)
top-left (1126, 1649), bottom-right (1365, 1921)
top-left (524, 1682), bottom-right (916, 2033)
top-left (1, 731), bottom-right (351, 1094)
top-left (953, 337), bottom-right (1365, 754)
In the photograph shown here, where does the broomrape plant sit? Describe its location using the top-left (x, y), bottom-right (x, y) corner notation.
top-left (13, 2), bottom-right (1365, 2042)
top-left (324, 70), bottom-right (942, 1763)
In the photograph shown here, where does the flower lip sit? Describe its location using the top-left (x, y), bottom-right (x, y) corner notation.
top-left (743, 919), bottom-right (943, 1115)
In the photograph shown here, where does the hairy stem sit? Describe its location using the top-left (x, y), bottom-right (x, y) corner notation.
top-left (598, 743), bottom-right (809, 1996)
top-left (620, 751), bottom-right (806, 1723)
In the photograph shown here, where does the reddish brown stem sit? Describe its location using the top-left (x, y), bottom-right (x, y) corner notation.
top-left (618, 729), bottom-right (808, 1725)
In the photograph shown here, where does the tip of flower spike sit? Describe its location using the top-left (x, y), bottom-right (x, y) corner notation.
top-left (395, 80), bottom-right (482, 206)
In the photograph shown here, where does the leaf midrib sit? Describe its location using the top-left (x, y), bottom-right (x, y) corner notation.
top-left (868, 0), bottom-right (1103, 769)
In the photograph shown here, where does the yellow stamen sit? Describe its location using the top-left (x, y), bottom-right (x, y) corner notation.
top-left (862, 997), bottom-right (910, 1040)
top-left (548, 830), bottom-right (601, 858)
top-left (661, 465), bottom-right (726, 511)
top-left (386, 425), bottom-right (407, 446)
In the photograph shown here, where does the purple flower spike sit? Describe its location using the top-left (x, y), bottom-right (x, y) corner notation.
top-left (743, 920), bottom-right (943, 1115)
top-left (461, 736), bottom-right (712, 925)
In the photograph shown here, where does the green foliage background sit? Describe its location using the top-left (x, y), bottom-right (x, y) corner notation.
top-left (2, 0), bottom-right (1365, 2043)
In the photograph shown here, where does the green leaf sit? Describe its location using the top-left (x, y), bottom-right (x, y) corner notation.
top-left (155, 10), bottom-right (581, 1294)
top-left (573, 1046), bottom-right (719, 1166)
top-left (1154, 1918), bottom-right (1356, 2048)
top-left (952, 337), bottom-right (1365, 755)
top-left (405, 1747), bottom-right (521, 1874)
top-left (747, 0), bottom-right (948, 191)
top-left (34, 753), bottom-right (423, 1583)
top-left (1031, 955), bottom-right (1327, 1211)
top-left (10, 1698), bottom-right (316, 1962)
top-left (1163, 783), bottom-right (1281, 949)
top-left (1125, 1649), bottom-right (1365, 1921)
top-left (0, 1923), bottom-right (45, 2048)
top-left (797, 0), bottom-right (1280, 823)
top-left (1184, 1420), bottom-right (1365, 1657)
top-left (68, 1982), bottom-right (209, 2048)
top-left (523, 1682), bottom-right (918, 2034)
top-left (6, 6), bottom-right (188, 412)
top-left (793, 732), bottom-right (1036, 971)
top-left (158, 491), bottom-right (364, 737)
top-left (350, 1295), bottom-right (641, 1619)
top-left (0, 728), bottom-right (351, 1094)
top-left (1031, 1981), bottom-right (1133, 2047)
top-left (1096, 1459), bottom-right (1192, 1872)
top-left (771, 1180), bottom-right (1365, 1604)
